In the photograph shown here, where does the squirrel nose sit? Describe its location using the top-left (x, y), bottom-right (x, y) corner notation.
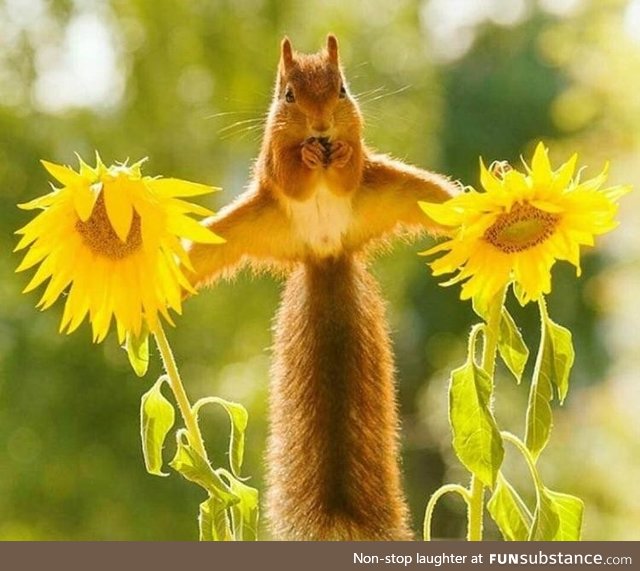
top-left (309, 118), bottom-right (333, 136)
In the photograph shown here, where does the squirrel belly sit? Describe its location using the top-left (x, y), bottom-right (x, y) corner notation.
top-left (267, 255), bottom-right (413, 540)
top-left (286, 180), bottom-right (353, 258)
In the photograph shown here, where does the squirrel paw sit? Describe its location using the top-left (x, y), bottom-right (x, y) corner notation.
top-left (329, 140), bottom-right (353, 168)
top-left (301, 139), bottom-right (326, 169)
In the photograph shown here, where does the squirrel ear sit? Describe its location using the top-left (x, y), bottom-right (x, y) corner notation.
top-left (281, 37), bottom-right (294, 71)
top-left (326, 34), bottom-right (339, 64)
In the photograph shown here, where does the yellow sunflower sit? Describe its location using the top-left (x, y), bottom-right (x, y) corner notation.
top-left (15, 154), bottom-right (223, 343)
top-left (420, 142), bottom-right (631, 305)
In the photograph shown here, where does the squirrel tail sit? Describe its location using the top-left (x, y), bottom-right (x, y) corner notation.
top-left (267, 255), bottom-right (413, 540)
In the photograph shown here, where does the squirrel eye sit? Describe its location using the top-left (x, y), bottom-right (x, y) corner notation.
top-left (339, 84), bottom-right (347, 98)
top-left (285, 88), bottom-right (295, 103)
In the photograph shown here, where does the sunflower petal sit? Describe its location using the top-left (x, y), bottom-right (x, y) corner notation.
top-left (168, 198), bottom-right (214, 217)
top-left (16, 244), bottom-right (51, 272)
top-left (146, 178), bottom-right (219, 198)
top-left (166, 215), bottom-right (225, 244)
top-left (103, 177), bottom-right (134, 242)
top-left (18, 191), bottom-right (60, 210)
top-left (553, 153), bottom-right (577, 191)
top-left (41, 160), bottom-right (84, 187)
top-left (419, 201), bottom-right (463, 227)
top-left (72, 183), bottom-right (100, 222)
top-left (530, 142), bottom-right (552, 185)
top-left (479, 158), bottom-right (503, 194)
top-left (600, 184), bottom-right (632, 202)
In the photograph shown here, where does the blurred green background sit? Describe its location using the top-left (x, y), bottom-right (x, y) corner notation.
top-left (1, 0), bottom-right (638, 540)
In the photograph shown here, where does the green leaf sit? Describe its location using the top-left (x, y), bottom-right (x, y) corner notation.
top-left (546, 490), bottom-right (584, 540)
top-left (487, 473), bottom-right (533, 541)
top-left (525, 304), bottom-right (575, 459)
top-left (472, 294), bottom-right (489, 320)
top-left (169, 429), bottom-right (239, 504)
top-left (199, 495), bottom-right (232, 541)
top-left (544, 315), bottom-right (575, 404)
top-left (449, 359), bottom-right (504, 487)
top-left (219, 468), bottom-right (260, 541)
top-left (530, 487), bottom-right (584, 541)
top-left (524, 354), bottom-right (553, 461)
top-left (498, 309), bottom-right (529, 383)
top-left (513, 282), bottom-right (528, 306)
top-left (124, 326), bottom-right (150, 377)
top-left (193, 397), bottom-right (249, 478)
top-left (140, 376), bottom-right (175, 476)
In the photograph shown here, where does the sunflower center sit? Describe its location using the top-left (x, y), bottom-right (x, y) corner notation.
top-left (484, 202), bottom-right (559, 253)
top-left (76, 193), bottom-right (142, 259)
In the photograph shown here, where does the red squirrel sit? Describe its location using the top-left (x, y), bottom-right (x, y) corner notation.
top-left (187, 35), bottom-right (458, 540)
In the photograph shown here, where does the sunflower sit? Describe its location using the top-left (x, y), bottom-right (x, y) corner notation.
top-left (15, 154), bottom-right (223, 342)
top-left (420, 142), bottom-right (631, 305)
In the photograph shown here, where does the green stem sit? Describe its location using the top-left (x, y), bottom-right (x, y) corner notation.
top-left (154, 323), bottom-right (208, 461)
top-left (467, 476), bottom-right (485, 542)
top-left (501, 431), bottom-right (543, 489)
top-left (501, 431), bottom-right (545, 541)
top-left (467, 285), bottom-right (507, 541)
top-left (423, 484), bottom-right (471, 541)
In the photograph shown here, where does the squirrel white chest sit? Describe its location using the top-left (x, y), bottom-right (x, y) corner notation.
top-left (288, 182), bottom-right (353, 257)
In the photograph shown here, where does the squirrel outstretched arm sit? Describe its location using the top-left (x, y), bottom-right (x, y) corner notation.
top-left (187, 35), bottom-right (459, 540)
top-left (346, 153), bottom-right (457, 248)
top-left (187, 189), bottom-right (300, 287)
top-left (188, 158), bottom-right (454, 287)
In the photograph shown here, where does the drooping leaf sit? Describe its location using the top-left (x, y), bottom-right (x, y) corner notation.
top-left (472, 294), bottom-right (489, 320)
top-left (525, 356), bottom-right (553, 461)
top-left (525, 304), bottom-right (575, 460)
top-left (545, 490), bottom-right (584, 541)
top-left (193, 397), bottom-right (249, 478)
top-left (199, 495), bottom-right (233, 541)
top-left (140, 375), bottom-right (175, 476)
top-left (124, 326), bottom-right (150, 377)
top-left (169, 429), bottom-right (239, 504)
top-left (543, 314), bottom-right (575, 404)
top-left (513, 282), bottom-right (528, 306)
top-left (219, 468), bottom-right (260, 541)
top-left (530, 487), bottom-right (584, 541)
top-left (449, 359), bottom-right (504, 487)
top-left (498, 309), bottom-right (529, 383)
top-left (487, 472), bottom-right (533, 541)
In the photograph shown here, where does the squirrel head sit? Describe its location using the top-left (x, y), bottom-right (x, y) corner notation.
top-left (270, 35), bottom-right (362, 143)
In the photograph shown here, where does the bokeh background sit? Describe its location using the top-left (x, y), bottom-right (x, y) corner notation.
top-left (1, 0), bottom-right (639, 540)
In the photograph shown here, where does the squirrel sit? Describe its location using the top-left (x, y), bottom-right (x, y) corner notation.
top-left (186, 35), bottom-right (459, 540)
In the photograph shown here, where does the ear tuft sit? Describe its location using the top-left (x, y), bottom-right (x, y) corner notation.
top-left (281, 37), bottom-right (294, 70)
top-left (326, 34), bottom-right (339, 64)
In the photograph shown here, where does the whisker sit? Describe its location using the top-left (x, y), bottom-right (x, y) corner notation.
top-left (218, 123), bottom-right (265, 142)
top-left (358, 85), bottom-right (413, 105)
top-left (353, 86), bottom-right (387, 101)
top-left (203, 109), bottom-right (263, 121)
top-left (217, 117), bottom-right (266, 135)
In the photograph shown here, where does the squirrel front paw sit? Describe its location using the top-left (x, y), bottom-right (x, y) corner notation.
top-left (328, 140), bottom-right (352, 169)
top-left (301, 139), bottom-right (326, 169)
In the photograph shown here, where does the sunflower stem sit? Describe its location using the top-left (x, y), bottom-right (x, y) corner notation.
top-left (501, 431), bottom-right (543, 490)
top-left (466, 284), bottom-right (507, 541)
top-left (423, 484), bottom-right (471, 541)
top-left (154, 323), bottom-right (208, 461)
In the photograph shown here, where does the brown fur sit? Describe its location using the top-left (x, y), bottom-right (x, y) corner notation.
top-left (186, 35), bottom-right (459, 540)
top-left (268, 255), bottom-right (412, 540)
